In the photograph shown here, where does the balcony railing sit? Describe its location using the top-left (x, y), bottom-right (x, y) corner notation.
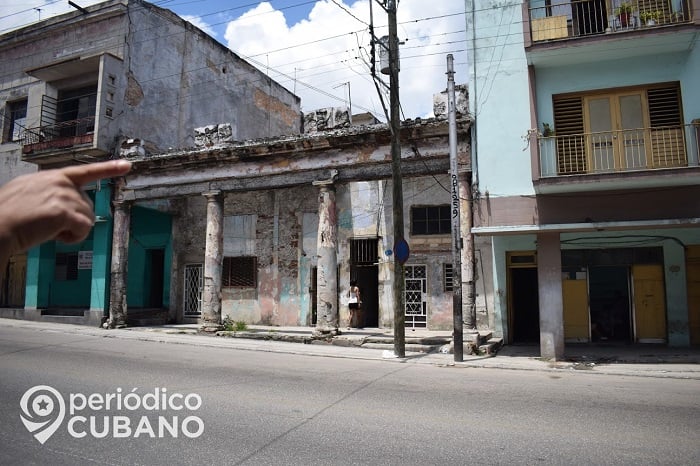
top-left (538, 124), bottom-right (700, 177)
top-left (529, 0), bottom-right (693, 43)
top-left (22, 116), bottom-right (95, 155)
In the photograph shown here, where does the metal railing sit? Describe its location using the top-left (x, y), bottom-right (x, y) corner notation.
top-left (22, 116), bottom-right (96, 147)
top-left (538, 124), bottom-right (700, 177)
top-left (529, 0), bottom-right (693, 42)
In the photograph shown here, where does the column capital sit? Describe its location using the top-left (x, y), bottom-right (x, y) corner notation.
top-left (202, 190), bottom-right (222, 199)
top-left (112, 199), bottom-right (132, 209)
top-left (312, 169), bottom-right (338, 188)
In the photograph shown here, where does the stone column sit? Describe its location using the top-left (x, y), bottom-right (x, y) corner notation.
top-left (108, 200), bottom-right (132, 328)
top-left (537, 231), bottom-right (564, 360)
top-left (200, 191), bottom-right (224, 331)
top-left (312, 181), bottom-right (339, 335)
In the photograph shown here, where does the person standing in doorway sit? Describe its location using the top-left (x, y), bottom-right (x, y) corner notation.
top-left (347, 279), bottom-right (362, 329)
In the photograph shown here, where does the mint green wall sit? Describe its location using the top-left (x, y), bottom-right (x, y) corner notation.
top-left (25, 242), bottom-right (54, 309)
top-left (467, 0), bottom-right (534, 197)
top-left (51, 241), bottom-right (92, 307)
top-left (126, 206), bottom-right (172, 308)
top-left (535, 51), bottom-right (697, 128)
top-left (47, 191), bottom-right (98, 307)
top-left (90, 181), bottom-right (113, 313)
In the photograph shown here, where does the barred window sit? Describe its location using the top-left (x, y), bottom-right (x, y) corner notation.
top-left (222, 256), bottom-right (257, 287)
top-left (55, 252), bottom-right (78, 281)
top-left (443, 263), bottom-right (454, 292)
top-left (411, 205), bottom-right (451, 235)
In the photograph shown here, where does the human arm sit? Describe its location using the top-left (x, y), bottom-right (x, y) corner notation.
top-left (0, 160), bottom-right (132, 274)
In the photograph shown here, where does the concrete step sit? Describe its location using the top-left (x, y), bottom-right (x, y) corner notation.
top-left (363, 335), bottom-right (451, 346)
top-left (478, 337), bottom-right (504, 356)
top-left (361, 342), bottom-right (442, 353)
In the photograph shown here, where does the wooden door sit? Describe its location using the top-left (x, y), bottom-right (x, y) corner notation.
top-left (563, 278), bottom-right (589, 342)
top-left (633, 264), bottom-right (666, 342)
top-left (687, 246), bottom-right (700, 345)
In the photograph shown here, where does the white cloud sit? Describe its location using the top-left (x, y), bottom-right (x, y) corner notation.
top-left (0, 1), bottom-right (468, 120)
top-left (224, 0), bottom-right (468, 119)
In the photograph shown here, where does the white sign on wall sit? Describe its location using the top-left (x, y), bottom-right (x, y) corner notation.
top-left (78, 251), bottom-right (93, 270)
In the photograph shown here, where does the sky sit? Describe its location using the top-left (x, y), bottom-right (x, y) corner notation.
top-left (0, 0), bottom-right (469, 120)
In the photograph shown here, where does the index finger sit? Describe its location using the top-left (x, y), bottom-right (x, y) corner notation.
top-left (61, 160), bottom-right (132, 186)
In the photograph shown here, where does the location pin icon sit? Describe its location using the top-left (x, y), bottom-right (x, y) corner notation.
top-left (20, 385), bottom-right (66, 444)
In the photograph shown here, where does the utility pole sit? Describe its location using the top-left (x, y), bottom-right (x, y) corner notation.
top-left (447, 54), bottom-right (463, 362)
top-left (387, 0), bottom-right (405, 358)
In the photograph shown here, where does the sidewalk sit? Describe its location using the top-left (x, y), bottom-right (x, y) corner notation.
top-left (2, 318), bottom-right (699, 379)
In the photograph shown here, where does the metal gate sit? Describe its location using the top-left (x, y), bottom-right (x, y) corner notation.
top-left (405, 265), bottom-right (427, 328)
top-left (184, 264), bottom-right (203, 317)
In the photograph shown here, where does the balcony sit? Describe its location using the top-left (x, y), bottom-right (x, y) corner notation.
top-left (22, 116), bottom-right (96, 155)
top-left (528, 0), bottom-right (693, 43)
top-left (20, 89), bottom-right (111, 164)
top-left (21, 53), bottom-right (123, 165)
top-left (536, 124), bottom-right (700, 191)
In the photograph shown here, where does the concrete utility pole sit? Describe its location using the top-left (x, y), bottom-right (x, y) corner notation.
top-left (387, 0), bottom-right (405, 358)
top-left (447, 54), bottom-right (464, 362)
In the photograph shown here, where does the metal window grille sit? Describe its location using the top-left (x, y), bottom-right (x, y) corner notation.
top-left (222, 256), bottom-right (257, 287)
top-left (405, 265), bottom-right (427, 328)
top-left (350, 238), bottom-right (378, 265)
top-left (443, 263), bottom-right (454, 292)
top-left (54, 252), bottom-right (78, 281)
top-left (184, 264), bottom-right (203, 316)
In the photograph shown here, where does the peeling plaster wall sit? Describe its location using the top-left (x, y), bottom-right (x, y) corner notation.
top-left (175, 186), bottom-right (317, 325)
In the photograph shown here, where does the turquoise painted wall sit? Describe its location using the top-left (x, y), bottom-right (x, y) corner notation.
top-left (126, 206), bottom-right (172, 308)
top-left (25, 242), bottom-right (54, 309)
top-left (90, 181), bottom-right (113, 312)
top-left (51, 240), bottom-right (92, 307)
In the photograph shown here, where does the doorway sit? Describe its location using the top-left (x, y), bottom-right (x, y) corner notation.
top-left (349, 238), bottom-right (379, 328)
top-left (146, 249), bottom-right (165, 308)
top-left (510, 267), bottom-right (540, 343)
top-left (588, 266), bottom-right (631, 342)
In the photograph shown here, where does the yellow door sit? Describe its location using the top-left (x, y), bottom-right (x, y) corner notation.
top-left (563, 278), bottom-right (589, 342)
top-left (633, 264), bottom-right (666, 342)
top-left (687, 246), bottom-right (700, 345)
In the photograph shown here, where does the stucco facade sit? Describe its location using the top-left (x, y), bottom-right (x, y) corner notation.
top-left (467, 0), bottom-right (700, 357)
top-left (0, 0), bottom-right (300, 325)
top-left (112, 115), bottom-right (474, 331)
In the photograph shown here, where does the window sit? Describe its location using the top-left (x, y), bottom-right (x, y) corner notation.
top-left (411, 205), bottom-right (451, 235)
top-left (443, 263), bottom-right (454, 292)
top-left (55, 85), bottom-right (97, 137)
top-left (55, 252), bottom-right (78, 281)
top-left (552, 83), bottom-right (685, 174)
top-left (3, 99), bottom-right (27, 143)
top-left (222, 256), bottom-right (257, 287)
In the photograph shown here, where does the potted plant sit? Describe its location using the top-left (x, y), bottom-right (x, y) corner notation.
top-left (614, 2), bottom-right (635, 28)
top-left (640, 10), bottom-right (661, 26)
top-left (542, 123), bottom-right (555, 137)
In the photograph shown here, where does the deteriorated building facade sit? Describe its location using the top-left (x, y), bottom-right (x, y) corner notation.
top-left (0, 0), bottom-right (300, 325)
top-left (112, 112), bottom-right (476, 332)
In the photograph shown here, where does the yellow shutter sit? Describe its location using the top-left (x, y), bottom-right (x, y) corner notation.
top-left (563, 278), bottom-right (589, 342)
top-left (633, 264), bottom-right (666, 342)
top-left (687, 246), bottom-right (700, 345)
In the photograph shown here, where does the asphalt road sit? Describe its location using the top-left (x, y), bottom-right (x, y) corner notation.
top-left (0, 325), bottom-right (698, 465)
